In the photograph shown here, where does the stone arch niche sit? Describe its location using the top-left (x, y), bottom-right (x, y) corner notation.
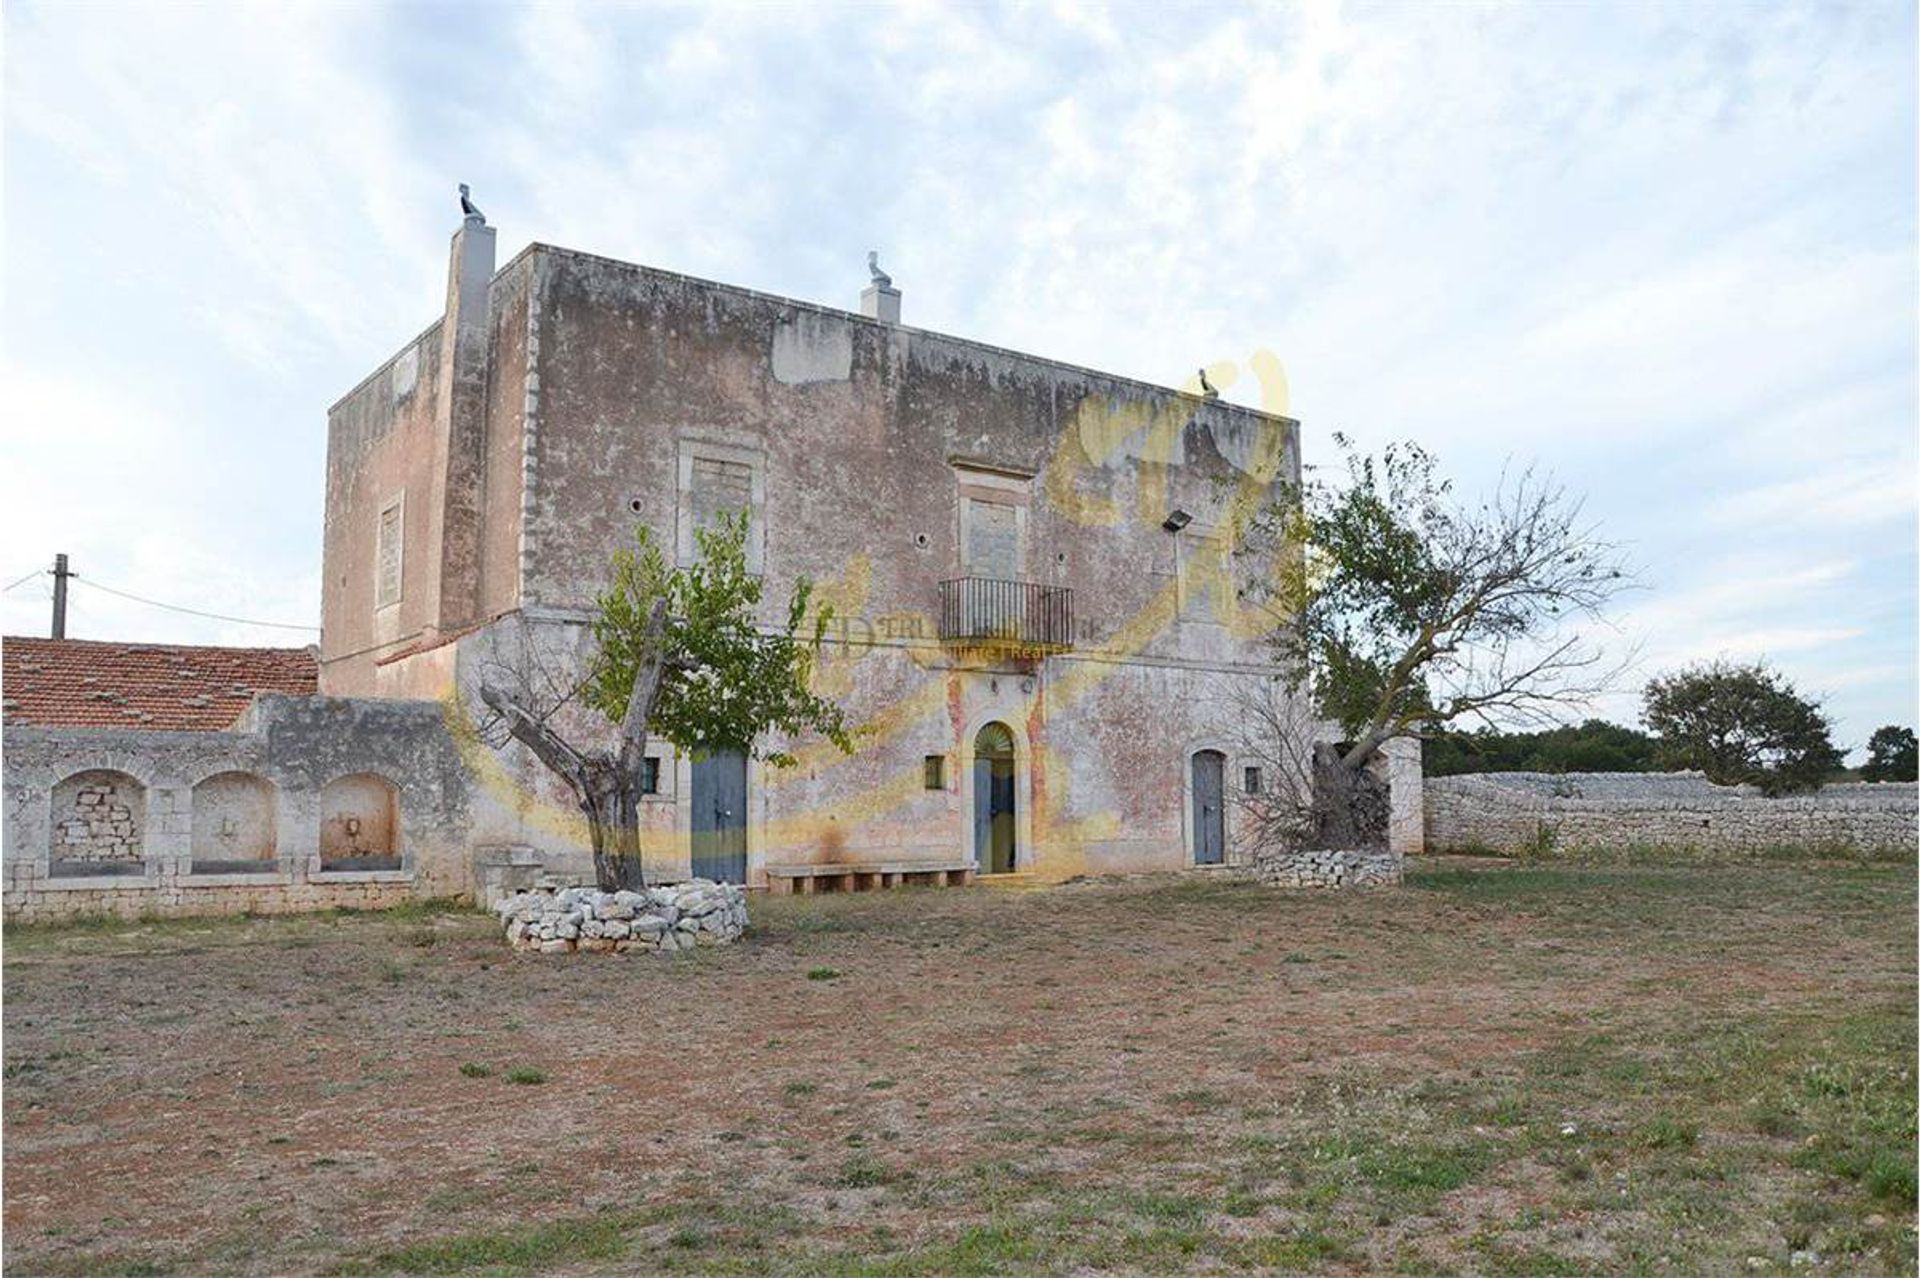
top-left (49, 769), bottom-right (147, 877)
top-left (319, 773), bottom-right (402, 872)
top-left (190, 772), bottom-right (278, 873)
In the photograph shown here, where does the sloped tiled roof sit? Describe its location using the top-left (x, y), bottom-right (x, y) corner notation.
top-left (1, 637), bottom-right (318, 731)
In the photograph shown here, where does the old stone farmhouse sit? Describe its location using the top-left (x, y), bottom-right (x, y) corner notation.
top-left (3, 206), bottom-right (1420, 920)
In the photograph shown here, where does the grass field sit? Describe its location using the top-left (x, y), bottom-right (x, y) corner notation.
top-left (3, 856), bottom-right (1914, 1275)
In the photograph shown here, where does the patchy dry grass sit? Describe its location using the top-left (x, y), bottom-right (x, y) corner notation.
top-left (4, 857), bottom-right (1913, 1275)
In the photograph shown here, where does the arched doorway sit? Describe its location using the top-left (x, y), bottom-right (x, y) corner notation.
top-left (1191, 749), bottom-right (1226, 865)
top-left (973, 722), bottom-right (1017, 874)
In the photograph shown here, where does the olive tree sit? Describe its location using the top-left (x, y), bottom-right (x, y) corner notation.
top-left (1642, 659), bottom-right (1843, 795)
top-left (479, 513), bottom-right (852, 891)
top-left (1862, 725), bottom-right (1918, 782)
top-left (1249, 436), bottom-right (1633, 848)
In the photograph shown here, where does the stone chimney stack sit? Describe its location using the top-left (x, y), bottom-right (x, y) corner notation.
top-left (861, 251), bottom-right (901, 324)
top-left (429, 198), bottom-right (497, 635)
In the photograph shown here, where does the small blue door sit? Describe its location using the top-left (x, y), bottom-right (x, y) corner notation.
top-left (691, 749), bottom-right (747, 883)
top-left (1192, 750), bottom-right (1225, 865)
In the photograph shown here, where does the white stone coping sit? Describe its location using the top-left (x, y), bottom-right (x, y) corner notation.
top-left (308, 868), bottom-right (415, 885)
top-left (38, 870), bottom-right (159, 892)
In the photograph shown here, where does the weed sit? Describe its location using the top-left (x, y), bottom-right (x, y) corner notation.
top-left (806, 967), bottom-right (841, 981)
top-left (1638, 1116), bottom-right (1700, 1150)
top-left (354, 1209), bottom-right (628, 1273)
top-left (835, 1153), bottom-right (903, 1188)
top-left (458, 1063), bottom-right (492, 1079)
top-left (504, 1067), bottom-right (546, 1086)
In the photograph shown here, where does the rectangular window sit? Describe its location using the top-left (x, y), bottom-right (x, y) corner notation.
top-left (678, 443), bottom-right (765, 571)
top-left (964, 499), bottom-right (1022, 579)
top-left (375, 496), bottom-right (404, 609)
top-left (642, 757), bottom-right (662, 796)
top-left (923, 755), bottom-right (946, 790)
top-left (1244, 765), bottom-right (1262, 795)
top-left (691, 456), bottom-right (753, 538)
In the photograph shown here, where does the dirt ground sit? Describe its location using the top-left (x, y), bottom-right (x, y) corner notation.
top-left (3, 857), bottom-right (1914, 1276)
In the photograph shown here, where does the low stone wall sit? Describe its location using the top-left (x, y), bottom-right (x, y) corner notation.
top-left (1251, 848), bottom-right (1403, 888)
top-left (3, 695), bottom-right (474, 923)
top-left (495, 880), bottom-right (748, 954)
top-left (1425, 772), bottom-right (1919, 857)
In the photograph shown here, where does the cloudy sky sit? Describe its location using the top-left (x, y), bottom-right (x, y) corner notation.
top-left (3, 1), bottom-right (1913, 753)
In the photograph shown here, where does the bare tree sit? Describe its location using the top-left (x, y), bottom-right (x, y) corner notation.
top-left (1241, 437), bottom-right (1635, 848)
top-left (1218, 676), bottom-right (1320, 856)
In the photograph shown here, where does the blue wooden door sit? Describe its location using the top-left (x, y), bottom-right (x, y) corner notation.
top-left (1192, 750), bottom-right (1225, 865)
top-left (691, 749), bottom-right (747, 883)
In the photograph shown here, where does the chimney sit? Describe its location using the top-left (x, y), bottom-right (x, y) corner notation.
top-left (429, 198), bottom-right (497, 634)
top-left (861, 250), bottom-right (901, 324)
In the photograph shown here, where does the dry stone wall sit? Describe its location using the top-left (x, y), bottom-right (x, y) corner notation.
top-left (1251, 848), bottom-right (1403, 888)
top-left (495, 881), bottom-right (748, 954)
top-left (51, 770), bottom-right (146, 867)
top-left (1425, 772), bottom-right (1918, 857)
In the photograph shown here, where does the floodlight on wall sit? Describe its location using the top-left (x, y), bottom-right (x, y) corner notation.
top-left (1162, 509), bottom-right (1193, 533)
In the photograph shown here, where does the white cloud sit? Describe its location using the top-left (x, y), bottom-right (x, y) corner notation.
top-left (1, 0), bottom-right (1911, 746)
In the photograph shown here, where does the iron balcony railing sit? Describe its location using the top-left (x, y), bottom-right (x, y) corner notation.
top-left (938, 577), bottom-right (1074, 652)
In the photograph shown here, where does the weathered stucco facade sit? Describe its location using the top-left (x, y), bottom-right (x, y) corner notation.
top-left (316, 213), bottom-right (1415, 890)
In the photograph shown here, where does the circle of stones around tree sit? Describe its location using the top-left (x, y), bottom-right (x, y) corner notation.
top-left (494, 880), bottom-right (748, 954)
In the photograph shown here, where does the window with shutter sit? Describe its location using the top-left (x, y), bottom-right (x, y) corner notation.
top-left (964, 499), bottom-right (1021, 579)
top-left (690, 457), bottom-right (753, 537)
top-left (375, 497), bottom-right (404, 609)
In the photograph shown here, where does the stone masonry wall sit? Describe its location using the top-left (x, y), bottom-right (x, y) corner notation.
top-left (1425, 772), bottom-right (1919, 857)
top-left (4, 693), bottom-right (474, 923)
top-left (1251, 848), bottom-right (1403, 888)
top-left (51, 771), bottom-right (146, 865)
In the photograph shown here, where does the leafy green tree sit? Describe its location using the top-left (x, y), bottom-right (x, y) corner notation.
top-left (1641, 660), bottom-right (1843, 795)
top-left (481, 513), bottom-right (851, 891)
top-left (1422, 718), bottom-right (1661, 776)
top-left (1860, 725), bottom-right (1918, 782)
top-left (1255, 436), bottom-right (1633, 846)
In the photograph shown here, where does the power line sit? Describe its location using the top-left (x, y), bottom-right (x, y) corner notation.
top-left (2, 568), bottom-right (44, 594)
top-left (73, 577), bottom-right (319, 633)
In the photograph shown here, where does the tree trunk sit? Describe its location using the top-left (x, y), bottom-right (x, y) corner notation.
top-left (482, 599), bottom-right (670, 896)
top-left (1308, 742), bottom-right (1390, 850)
top-left (583, 769), bottom-right (648, 893)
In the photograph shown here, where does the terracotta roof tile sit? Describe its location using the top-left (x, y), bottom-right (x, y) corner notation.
top-left (1, 637), bottom-right (317, 731)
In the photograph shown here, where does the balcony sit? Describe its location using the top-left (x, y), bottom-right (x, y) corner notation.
top-left (938, 577), bottom-right (1074, 653)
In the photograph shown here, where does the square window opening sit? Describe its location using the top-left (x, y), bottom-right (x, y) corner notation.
top-left (923, 755), bottom-right (947, 790)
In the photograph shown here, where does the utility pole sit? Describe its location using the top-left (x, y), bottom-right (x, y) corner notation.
top-left (51, 553), bottom-right (71, 639)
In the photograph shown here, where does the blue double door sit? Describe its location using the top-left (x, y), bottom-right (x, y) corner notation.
top-left (690, 749), bottom-right (747, 883)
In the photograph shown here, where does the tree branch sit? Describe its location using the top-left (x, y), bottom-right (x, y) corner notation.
top-left (479, 682), bottom-right (593, 798)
